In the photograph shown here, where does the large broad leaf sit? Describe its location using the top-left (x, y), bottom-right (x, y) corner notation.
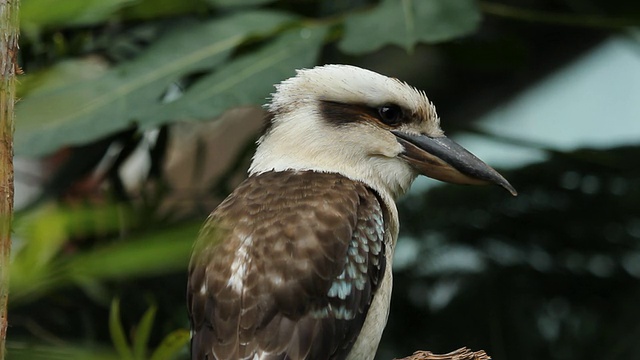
top-left (143, 25), bottom-right (328, 126)
top-left (206, 0), bottom-right (276, 6)
top-left (124, 0), bottom-right (207, 20)
top-left (21, 0), bottom-right (137, 32)
top-left (339, 0), bottom-right (481, 54)
top-left (16, 11), bottom-right (294, 157)
top-left (17, 57), bottom-right (110, 98)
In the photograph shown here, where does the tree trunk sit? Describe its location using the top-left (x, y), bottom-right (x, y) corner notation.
top-left (0, 0), bottom-right (20, 358)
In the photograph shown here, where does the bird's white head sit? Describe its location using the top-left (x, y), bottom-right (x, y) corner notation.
top-left (249, 64), bottom-right (516, 201)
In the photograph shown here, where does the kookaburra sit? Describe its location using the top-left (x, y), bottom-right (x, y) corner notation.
top-left (187, 64), bottom-right (516, 360)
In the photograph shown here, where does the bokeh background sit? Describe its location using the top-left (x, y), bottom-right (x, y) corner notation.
top-left (9, 0), bottom-right (640, 359)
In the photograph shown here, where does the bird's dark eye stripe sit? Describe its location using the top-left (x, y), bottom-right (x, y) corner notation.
top-left (317, 100), bottom-right (407, 127)
top-left (319, 101), bottom-right (372, 126)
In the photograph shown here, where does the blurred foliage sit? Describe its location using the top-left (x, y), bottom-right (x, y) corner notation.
top-left (21, 0), bottom-right (137, 31)
top-left (9, 0), bottom-right (640, 359)
top-left (16, 11), bottom-right (297, 155)
top-left (14, 0), bottom-right (484, 157)
top-left (109, 299), bottom-right (189, 360)
top-left (339, 0), bottom-right (481, 54)
top-left (384, 146), bottom-right (640, 360)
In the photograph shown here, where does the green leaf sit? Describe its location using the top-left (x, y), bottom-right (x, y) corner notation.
top-left (15, 11), bottom-right (295, 157)
top-left (110, 299), bottom-right (134, 360)
top-left (10, 219), bottom-right (200, 305)
top-left (21, 0), bottom-right (137, 32)
top-left (17, 57), bottom-right (110, 98)
top-left (206, 0), bottom-right (275, 7)
top-left (123, 0), bottom-right (208, 20)
top-left (144, 25), bottom-right (328, 126)
top-left (133, 305), bottom-right (157, 360)
top-left (6, 342), bottom-right (120, 360)
top-left (149, 329), bottom-right (191, 360)
top-left (64, 222), bottom-right (200, 282)
top-left (339, 0), bottom-right (481, 54)
top-left (10, 202), bottom-right (137, 303)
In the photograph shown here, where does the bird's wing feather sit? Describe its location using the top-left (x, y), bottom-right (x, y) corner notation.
top-left (187, 171), bottom-right (386, 360)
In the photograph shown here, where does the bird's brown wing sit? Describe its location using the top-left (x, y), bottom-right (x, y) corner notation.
top-left (187, 171), bottom-right (387, 360)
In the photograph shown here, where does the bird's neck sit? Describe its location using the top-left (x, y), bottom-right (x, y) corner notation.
top-left (250, 147), bottom-right (412, 205)
top-left (250, 126), bottom-right (416, 205)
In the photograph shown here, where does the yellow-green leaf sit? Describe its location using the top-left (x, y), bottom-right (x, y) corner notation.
top-left (149, 329), bottom-right (191, 360)
top-left (133, 305), bottom-right (158, 360)
top-left (110, 299), bottom-right (134, 360)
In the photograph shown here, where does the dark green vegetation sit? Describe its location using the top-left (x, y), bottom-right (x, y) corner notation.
top-left (10, 0), bottom-right (640, 359)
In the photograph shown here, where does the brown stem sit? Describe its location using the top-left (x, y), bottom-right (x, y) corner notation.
top-left (0, 0), bottom-right (20, 358)
top-left (395, 347), bottom-right (491, 360)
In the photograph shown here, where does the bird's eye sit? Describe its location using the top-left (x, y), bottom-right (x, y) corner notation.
top-left (378, 105), bottom-right (403, 126)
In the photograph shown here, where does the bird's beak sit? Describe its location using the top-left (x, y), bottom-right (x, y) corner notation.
top-left (392, 131), bottom-right (517, 196)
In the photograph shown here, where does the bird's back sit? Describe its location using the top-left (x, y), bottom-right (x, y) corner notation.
top-left (187, 170), bottom-right (387, 360)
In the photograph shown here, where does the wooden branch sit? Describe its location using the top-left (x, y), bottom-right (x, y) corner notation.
top-left (395, 347), bottom-right (491, 360)
top-left (0, 0), bottom-right (20, 358)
